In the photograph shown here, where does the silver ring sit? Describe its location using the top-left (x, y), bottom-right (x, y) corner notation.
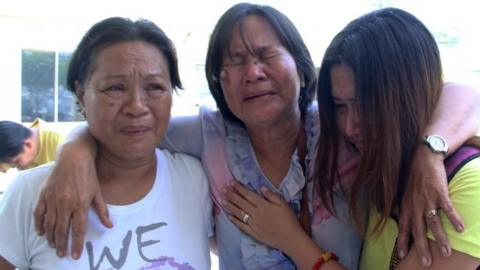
top-left (242, 213), bottom-right (250, 224)
top-left (426, 209), bottom-right (438, 219)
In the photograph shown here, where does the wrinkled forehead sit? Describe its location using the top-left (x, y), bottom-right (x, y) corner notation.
top-left (224, 15), bottom-right (282, 58)
top-left (86, 41), bottom-right (169, 81)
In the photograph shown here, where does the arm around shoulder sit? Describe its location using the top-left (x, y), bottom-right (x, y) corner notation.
top-left (160, 114), bottom-right (205, 157)
top-left (425, 83), bottom-right (480, 151)
top-left (399, 238), bottom-right (480, 269)
top-left (33, 121), bottom-right (111, 259)
top-left (401, 157), bottom-right (480, 269)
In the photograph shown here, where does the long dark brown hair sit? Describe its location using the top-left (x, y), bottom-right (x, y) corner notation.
top-left (315, 7), bottom-right (443, 232)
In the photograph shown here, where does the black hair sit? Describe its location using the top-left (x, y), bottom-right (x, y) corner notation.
top-left (67, 17), bottom-right (182, 93)
top-left (0, 121), bottom-right (32, 162)
top-left (206, 3), bottom-right (316, 124)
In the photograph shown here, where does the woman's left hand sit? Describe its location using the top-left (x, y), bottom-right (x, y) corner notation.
top-left (222, 182), bottom-right (305, 251)
top-left (397, 146), bottom-right (464, 267)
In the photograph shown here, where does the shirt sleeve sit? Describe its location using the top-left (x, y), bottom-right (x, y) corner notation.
top-left (427, 156), bottom-right (480, 258)
top-left (160, 114), bottom-right (204, 158)
top-left (0, 172), bottom-right (33, 269)
top-left (199, 163), bottom-right (214, 237)
top-left (29, 118), bottom-right (64, 168)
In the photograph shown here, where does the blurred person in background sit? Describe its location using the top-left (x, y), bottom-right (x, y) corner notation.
top-left (0, 118), bottom-right (63, 172)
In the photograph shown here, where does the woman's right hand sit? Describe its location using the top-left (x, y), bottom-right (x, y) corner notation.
top-left (33, 127), bottom-right (112, 259)
top-left (223, 182), bottom-right (307, 253)
top-left (223, 182), bottom-right (345, 270)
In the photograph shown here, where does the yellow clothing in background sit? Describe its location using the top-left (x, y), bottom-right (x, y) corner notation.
top-left (0, 163), bottom-right (8, 173)
top-left (1, 119), bottom-right (63, 171)
top-left (27, 118), bottom-right (63, 169)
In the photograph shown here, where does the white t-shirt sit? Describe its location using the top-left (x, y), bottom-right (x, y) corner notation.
top-left (0, 149), bottom-right (213, 270)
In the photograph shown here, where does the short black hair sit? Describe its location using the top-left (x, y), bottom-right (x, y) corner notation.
top-left (0, 121), bottom-right (32, 162)
top-left (67, 17), bottom-right (182, 93)
top-left (206, 3), bottom-right (316, 124)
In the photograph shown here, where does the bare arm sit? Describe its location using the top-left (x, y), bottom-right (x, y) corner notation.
top-left (223, 182), bottom-right (345, 270)
top-left (425, 82), bottom-right (480, 150)
top-left (33, 123), bottom-right (110, 259)
top-left (160, 114), bottom-right (204, 157)
top-left (33, 114), bottom-right (206, 259)
top-left (398, 83), bottom-right (480, 266)
top-left (399, 240), bottom-right (480, 270)
top-left (0, 256), bottom-right (15, 270)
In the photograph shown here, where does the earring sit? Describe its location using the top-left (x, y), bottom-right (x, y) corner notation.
top-left (77, 107), bottom-right (86, 119)
top-left (76, 101), bottom-right (86, 119)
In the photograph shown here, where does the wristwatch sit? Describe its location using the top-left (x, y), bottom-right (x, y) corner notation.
top-left (423, 135), bottom-right (448, 157)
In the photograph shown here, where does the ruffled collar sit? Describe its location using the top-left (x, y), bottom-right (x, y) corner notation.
top-left (223, 120), bottom-right (312, 204)
top-left (221, 104), bottom-right (320, 267)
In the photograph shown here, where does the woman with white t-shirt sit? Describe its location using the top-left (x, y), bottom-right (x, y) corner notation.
top-left (0, 17), bottom-right (212, 270)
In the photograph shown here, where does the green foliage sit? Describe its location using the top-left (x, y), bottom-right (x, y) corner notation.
top-left (21, 50), bottom-right (55, 88)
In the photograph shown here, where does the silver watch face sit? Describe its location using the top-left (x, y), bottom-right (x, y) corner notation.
top-left (429, 136), bottom-right (446, 150)
top-left (425, 135), bottom-right (448, 155)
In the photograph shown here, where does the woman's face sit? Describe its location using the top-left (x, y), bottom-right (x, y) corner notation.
top-left (78, 41), bottom-right (172, 162)
top-left (219, 15), bottom-right (302, 128)
top-left (330, 64), bottom-right (363, 152)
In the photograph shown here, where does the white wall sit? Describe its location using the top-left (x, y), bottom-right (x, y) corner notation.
top-left (1, 0), bottom-right (479, 122)
top-left (0, 18), bottom-right (22, 120)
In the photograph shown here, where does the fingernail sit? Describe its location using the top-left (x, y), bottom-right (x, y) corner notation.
top-left (457, 224), bottom-right (464, 232)
top-left (421, 256), bottom-right (429, 267)
top-left (72, 252), bottom-right (79, 260)
top-left (57, 250), bottom-right (64, 257)
top-left (441, 246), bottom-right (450, 257)
top-left (398, 249), bottom-right (405, 259)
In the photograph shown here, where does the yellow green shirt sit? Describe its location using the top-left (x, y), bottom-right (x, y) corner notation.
top-left (0, 119), bottom-right (63, 171)
top-left (360, 157), bottom-right (480, 270)
top-left (27, 118), bottom-right (63, 169)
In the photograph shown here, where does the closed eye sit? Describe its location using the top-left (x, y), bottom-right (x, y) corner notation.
top-left (103, 84), bottom-right (125, 92)
top-left (224, 54), bottom-right (245, 67)
top-left (258, 50), bottom-right (281, 62)
top-left (256, 46), bottom-right (282, 61)
top-left (99, 84), bottom-right (125, 98)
